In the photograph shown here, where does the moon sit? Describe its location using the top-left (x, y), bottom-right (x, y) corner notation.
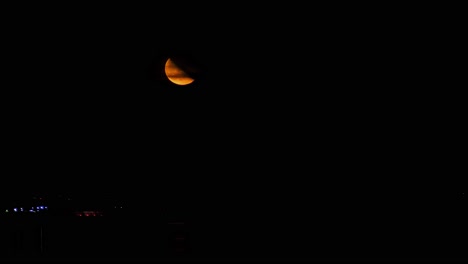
top-left (164, 58), bottom-right (195, 86)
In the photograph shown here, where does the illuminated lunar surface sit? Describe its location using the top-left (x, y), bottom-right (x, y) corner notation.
top-left (164, 58), bottom-right (195, 86)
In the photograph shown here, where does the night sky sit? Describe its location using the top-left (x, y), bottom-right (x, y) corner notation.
top-left (2, 3), bottom-right (465, 260)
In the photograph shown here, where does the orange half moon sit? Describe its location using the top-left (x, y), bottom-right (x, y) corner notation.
top-left (164, 58), bottom-right (195, 86)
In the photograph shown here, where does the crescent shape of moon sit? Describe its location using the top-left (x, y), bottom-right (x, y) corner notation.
top-left (164, 58), bottom-right (195, 86)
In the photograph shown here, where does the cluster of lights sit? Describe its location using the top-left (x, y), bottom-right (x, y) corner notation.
top-left (4, 205), bottom-right (48, 213)
top-left (75, 211), bottom-right (104, 217)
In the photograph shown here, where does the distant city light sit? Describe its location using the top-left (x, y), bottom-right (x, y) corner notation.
top-left (13, 208), bottom-right (17, 212)
top-left (5, 209), bottom-right (8, 213)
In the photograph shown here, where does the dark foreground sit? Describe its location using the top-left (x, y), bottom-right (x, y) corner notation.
top-left (1, 215), bottom-right (189, 260)
top-left (1, 200), bottom-right (466, 261)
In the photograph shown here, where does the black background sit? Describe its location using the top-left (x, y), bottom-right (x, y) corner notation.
top-left (1, 2), bottom-right (465, 260)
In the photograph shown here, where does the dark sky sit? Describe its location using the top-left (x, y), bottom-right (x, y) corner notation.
top-left (4, 8), bottom-right (462, 186)
top-left (2, 6), bottom-right (462, 194)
